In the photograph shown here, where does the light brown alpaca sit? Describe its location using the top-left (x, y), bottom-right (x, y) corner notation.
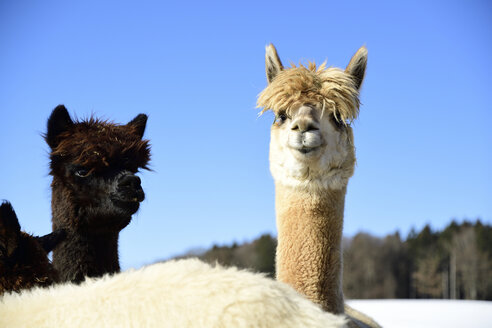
top-left (258, 44), bottom-right (380, 328)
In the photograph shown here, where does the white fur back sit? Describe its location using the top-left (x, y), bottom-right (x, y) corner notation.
top-left (0, 259), bottom-right (347, 328)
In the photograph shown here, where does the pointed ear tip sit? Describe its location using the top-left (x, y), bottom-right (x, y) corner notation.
top-left (0, 201), bottom-right (19, 230)
top-left (357, 46), bottom-right (368, 58)
top-left (0, 201), bottom-right (14, 214)
top-left (52, 104), bottom-right (69, 115)
top-left (131, 114), bottom-right (148, 124)
top-left (54, 104), bottom-right (67, 110)
top-left (265, 43), bottom-right (277, 54)
top-left (49, 105), bottom-right (71, 122)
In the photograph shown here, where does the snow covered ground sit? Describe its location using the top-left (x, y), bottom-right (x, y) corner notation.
top-left (346, 299), bottom-right (492, 328)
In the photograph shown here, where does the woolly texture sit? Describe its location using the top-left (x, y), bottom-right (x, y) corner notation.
top-left (275, 186), bottom-right (345, 314)
top-left (0, 202), bottom-right (58, 295)
top-left (260, 44), bottom-right (380, 328)
top-left (50, 118), bottom-right (151, 174)
top-left (257, 63), bottom-right (360, 124)
top-left (0, 232), bottom-right (57, 295)
top-left (45, 106), bottom-right (150, 283)
top-left (0, 259), bottom-right (348, 328)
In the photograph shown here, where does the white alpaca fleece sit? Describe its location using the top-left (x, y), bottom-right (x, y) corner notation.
top-left (0, 259), bottom-right (347, 328)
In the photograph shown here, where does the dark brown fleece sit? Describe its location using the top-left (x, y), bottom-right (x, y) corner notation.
top-left (0, 202), bottom-right (59, 295)
top-left (46, 105), bottom-right (150, 283)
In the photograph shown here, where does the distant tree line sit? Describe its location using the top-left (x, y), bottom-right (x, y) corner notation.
top-left (175, 234), bottom-right (277, 278)
top-left (174, 220), bottom-right (492, 300)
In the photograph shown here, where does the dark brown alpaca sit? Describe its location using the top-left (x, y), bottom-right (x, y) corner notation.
top-left (0, 201), bottom-right (64, 295)
top-left (46, 105), bottom-right (150, 283)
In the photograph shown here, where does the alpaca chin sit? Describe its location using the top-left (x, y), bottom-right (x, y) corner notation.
top-left (269, 136), bottom-right (355, 192)
top-left (85, 212), bottom-right (133, 234)
top-left (111, 199), bottom-right (141, 215)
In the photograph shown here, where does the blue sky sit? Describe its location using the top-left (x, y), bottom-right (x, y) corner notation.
top-left (1, 0), bottom-right (490, 269)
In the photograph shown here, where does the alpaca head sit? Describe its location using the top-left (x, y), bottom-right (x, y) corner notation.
top-left (0, 201), bottom-right (63, 294)
top-left (46, 105), bottom-right (151, 234)
top-left (257, 44), bottom-right (367, 191)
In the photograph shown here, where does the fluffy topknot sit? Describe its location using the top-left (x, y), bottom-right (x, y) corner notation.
top-left (257, 62), bottom-right (361, 124)
top-left (50, 117), bottom-right (151, 174)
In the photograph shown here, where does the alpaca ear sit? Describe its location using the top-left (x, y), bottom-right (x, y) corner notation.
top-left (345, 46), bottom-right (368, 90)
top-left (34, 229), bottom-right (66, 254)
top-left (0, 201), bottom-right (21, 257)
top-left (46, 105), bottom-right (74, 149)
top-left (127, 114), bottom-right (148, 139)
top-left (265, 43), bottom-right (284, 84)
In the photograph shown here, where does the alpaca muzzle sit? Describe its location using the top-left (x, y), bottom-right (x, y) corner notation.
top-left (288, 130), bottom-right (323, 154)
top-left (108, 172), bottom-right (145, 215)
top-left (115, 174), bottom-right (145, 203)
top-left (287, 106), bottom-right (323, 154)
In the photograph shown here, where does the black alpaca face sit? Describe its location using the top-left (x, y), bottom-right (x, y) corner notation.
top-left (46, 105), bottom-right (151, 233)
top-left (61, 164), bottom-right (145, 232)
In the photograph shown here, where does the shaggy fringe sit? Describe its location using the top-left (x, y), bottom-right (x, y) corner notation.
top-left (50, 117), bottom-right (151, 173)
top-left (257, 62), bottom-right (360, 124)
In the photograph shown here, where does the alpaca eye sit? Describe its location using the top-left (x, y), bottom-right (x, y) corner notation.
top-left (74, 168), bottom-right (90, 178)
top-left (274, 112), bottom-right (288, 126)
top-left (330, 114), bottom-right (345, 129)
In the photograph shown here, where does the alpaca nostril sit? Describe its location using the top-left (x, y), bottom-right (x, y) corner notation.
top-left (291, 121), bottom-right (318, 133)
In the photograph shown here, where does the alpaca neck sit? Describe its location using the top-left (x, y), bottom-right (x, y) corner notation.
top-left (52, 230), bottom-right (120, 283)
top-left (50, 184), bottom-right (121, 283)
top-left (275, 184), bottom-right (346, 314)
